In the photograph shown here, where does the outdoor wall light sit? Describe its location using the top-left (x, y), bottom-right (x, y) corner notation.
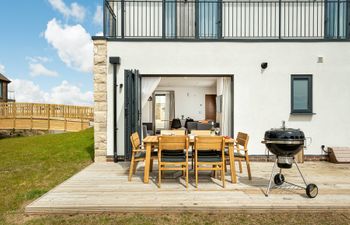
top-left (261, 62), bottom-right (268, 69)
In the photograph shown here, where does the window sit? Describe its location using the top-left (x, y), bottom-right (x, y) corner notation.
top-left (0, 81), bottom-right (3, 98)
top-left (325, 0), bottom-right (350, 39)
top-left (291, 75), bottom-right (313, 114)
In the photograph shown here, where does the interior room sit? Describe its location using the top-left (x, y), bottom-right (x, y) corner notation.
top-left (141, 76), bottom-right (232, 137)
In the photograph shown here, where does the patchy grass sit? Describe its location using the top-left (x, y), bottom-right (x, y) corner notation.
top-left (0, 128), bottom-right (349, 224)
top-left (16, 212), bottom-right (350, 225)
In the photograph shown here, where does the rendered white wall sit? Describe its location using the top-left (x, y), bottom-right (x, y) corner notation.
top-left (107, 41), bottom-right (350, 157)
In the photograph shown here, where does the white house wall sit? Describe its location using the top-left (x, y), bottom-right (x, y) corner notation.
top-left (107, 41), bottom-right (350, 157)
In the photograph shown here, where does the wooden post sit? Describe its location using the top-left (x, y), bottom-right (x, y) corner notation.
top-left (80, 108), bottom-right (83, 131)
top-left (13, 103), bottom-right (16, 129)
top-left (30, 103), bottom-right (33, 130)
top-left (47, 104), bottom-right (50, 131)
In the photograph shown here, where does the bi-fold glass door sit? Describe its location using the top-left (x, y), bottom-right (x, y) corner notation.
top-left (124, 70), bottom-right (142, 160)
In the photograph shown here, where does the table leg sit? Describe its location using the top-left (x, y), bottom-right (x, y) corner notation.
top-left (144, 143), bottom-right (151, 183)
top-left (228, 143), bottom-right (237, 183)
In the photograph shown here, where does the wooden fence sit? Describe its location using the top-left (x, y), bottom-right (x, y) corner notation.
top-left (0, 103), bottom-right (94, 132)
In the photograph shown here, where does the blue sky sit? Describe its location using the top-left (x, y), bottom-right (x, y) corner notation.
top-left (0, 0), bottom-right (103, 106)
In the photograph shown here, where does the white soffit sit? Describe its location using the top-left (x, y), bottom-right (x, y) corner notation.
top-left (157, 76), bottom-right (217, 88)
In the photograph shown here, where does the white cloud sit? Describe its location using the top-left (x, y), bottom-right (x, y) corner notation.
top-left (26, 56), bottom-right (50, 63)
top-left (9, 79), bottom-right (92, 106)
top-left (8, 79), bottom-right (50, 103)
top-left (0, 64), bottom-right (5, 73)
top-left (93, 5), bottom-right (103, 26)
top-left (48, 0), bottom-right (86, 21)
top-left (95, 31), bottom-right (103, 36)
top-left (44, 18), bottom-right (93, 73)
top-left (50, 80), bottom-right (93, 106)
top-left (29, 63), bottom-right (59, 77)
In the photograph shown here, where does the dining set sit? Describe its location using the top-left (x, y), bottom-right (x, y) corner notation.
top-left (128, 130), bottom-right (251, 188)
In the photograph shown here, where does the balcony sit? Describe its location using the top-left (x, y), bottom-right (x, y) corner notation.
top-left (103, 0), bottom-right (350, 41)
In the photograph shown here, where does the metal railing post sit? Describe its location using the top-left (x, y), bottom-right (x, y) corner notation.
top-left (337, 0), bottom-right (340, 39)
top-left (218, 0), bottom-right (223, 39)
top-left (279, 0), bottom-right (282, 39)
top-left (162, 0), bottom-right (166, 38)
top-left (121, 0), bottom-right (125, 38)
top-left (195, 0), bottom-right (199, 39)
top-left (103, 0), bottom-right (106, 36)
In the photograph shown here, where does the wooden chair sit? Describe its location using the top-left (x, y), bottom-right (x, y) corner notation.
top-left (226, 132), bottom-right (252, 180)
top-left (160, 129), bottom-right (186, 135)
top-left (128, 132), bottom-right (157, 181)
top-left (191, 130), bottom-right (212, 135)
top-left (190, 130), bottom-right (212, 168)
top-left (194, 136), bottom-right (226, 188)
top-left (158, 136), bottom-right (189, 188)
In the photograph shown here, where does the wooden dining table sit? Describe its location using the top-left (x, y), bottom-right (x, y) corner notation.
top-left (142, 135), bottom-right (237, 184)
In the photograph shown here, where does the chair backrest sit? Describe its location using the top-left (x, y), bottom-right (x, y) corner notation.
top-left (160, 129), bottom-right (186, 135)
top-left (236, 132), bottom-right (249, 149)
top-left (186, 122), bottom-right (198, 131)
top-left (158, 136), bottom-right (188, 153)
top-left (171, 118), bottom-right (182, 129)
top-left (191, 130), bottom-right (212, 135)
top-left (194, 136), bottom-right (225, 152)
top-left (130, 132), bottom-right (141, 150)
top-left (197, 123), bottom-right (213, 130)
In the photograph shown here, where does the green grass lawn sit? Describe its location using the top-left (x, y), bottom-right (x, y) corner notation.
top-left (0, 128), bottom-right (94, 224)
top-left (0, 128), bottom-right (349, 225)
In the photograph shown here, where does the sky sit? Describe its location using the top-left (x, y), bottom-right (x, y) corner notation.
top-left (0, 0), bottom-right (104, 106)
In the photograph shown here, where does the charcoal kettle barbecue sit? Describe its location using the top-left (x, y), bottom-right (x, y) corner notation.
top-left (262, 121), bottom-right (318, 198)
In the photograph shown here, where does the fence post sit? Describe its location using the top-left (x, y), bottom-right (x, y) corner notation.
top-left (13, 103), bottom-right (16, 129)
top-left (30, 104), bottom-right (33, 130)
top-left (80, 108), bottom-right (84, 131)
top-left (47, 104), bottom-right (50, 131)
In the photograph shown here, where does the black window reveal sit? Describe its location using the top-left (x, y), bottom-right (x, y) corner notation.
top-left (291, 75), bottom-right (313, 114)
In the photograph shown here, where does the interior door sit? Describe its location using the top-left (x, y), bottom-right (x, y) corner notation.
top-left (205, 94), bottom-right (217, 121)
top-left (124, 69), bottom-right (142, 160)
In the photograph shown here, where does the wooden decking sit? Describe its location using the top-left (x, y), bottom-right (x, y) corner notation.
top-left (26, 161), bottom-right (350, 214)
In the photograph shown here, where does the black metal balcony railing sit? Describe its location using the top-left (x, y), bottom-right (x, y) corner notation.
top-left (104, 0), bottom-right (350, 40)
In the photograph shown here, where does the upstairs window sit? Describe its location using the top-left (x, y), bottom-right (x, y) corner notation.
top-left (291, 75), bottom-right (313, 114)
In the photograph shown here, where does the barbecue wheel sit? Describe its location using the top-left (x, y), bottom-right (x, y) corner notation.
top-left (306, 183), bottom-right (318, 198)
top-left (274, 174), bottom-right (285, 186)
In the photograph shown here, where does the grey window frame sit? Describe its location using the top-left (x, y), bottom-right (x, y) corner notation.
top-left (291, 75), bottom-right (313, 114)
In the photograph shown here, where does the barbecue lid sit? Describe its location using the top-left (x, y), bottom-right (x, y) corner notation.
top-left (264, 128), bottom-right (305, 140)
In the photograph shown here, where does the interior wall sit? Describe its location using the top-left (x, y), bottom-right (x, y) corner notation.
top-left (155, 86), bottom-right (216, 121)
